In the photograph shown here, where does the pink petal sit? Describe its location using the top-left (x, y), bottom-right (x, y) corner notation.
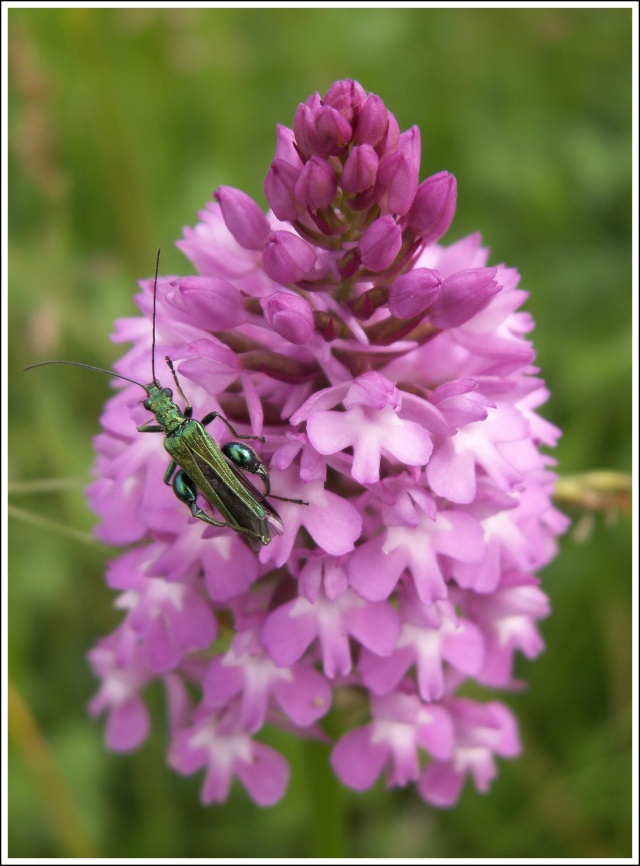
top-left (331, 727), bottom-right (387, 790)
top-left (261, 602), bottom-right (316, 666)
top-left (235, 742), bottom-right (290, 806)
top-left (274, 666), bottom-right (332, 725)
top-left (105, 697), bottom-right (150, 752)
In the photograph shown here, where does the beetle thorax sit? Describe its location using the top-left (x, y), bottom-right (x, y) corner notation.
top-left (144, 382), bottom-right (185, 433)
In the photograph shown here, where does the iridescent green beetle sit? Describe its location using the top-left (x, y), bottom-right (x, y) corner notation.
top-left (26, 251), bottom-right (306, 547)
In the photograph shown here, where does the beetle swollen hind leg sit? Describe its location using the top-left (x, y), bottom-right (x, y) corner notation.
top-left (166, 463), bottom-right (266, 542)
top-left (198, 409), bottom-right (308, 505)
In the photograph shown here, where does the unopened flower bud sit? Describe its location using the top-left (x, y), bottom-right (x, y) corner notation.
top-left (374, 151), bottom-right (418, 216)
top-left (354, 94), bottom-right (389, 147)
top-left (337, 248), bottom-right (361, 279)
top-left (293, 94), bottom-right (322, 158)
top-left (358, 215), bottom-right (402, 272)
top-left (261, 292), bottom-right (315, 344)
top-left (264, 159), bottom-right (301, 221)
top-left (295, 156), bottom-right (338, 210)
top-left (407, 171), bottom-right (457, 245)
top-left (314, 106), bottom-right (353, 158)
top-left (167, 276), bottom-right (247, 331)
top-left (274, 123), bottom-right (303, 166)
top-left (342, 144), bottom-right (378, 195)
top-left (176, 337), bottom-right (241, 394)
top-left (214, 186), bottom-right (270, 250)
top-left (262, 231), bottom-right (317, 284)
top-left (398, 125), bottom-right (421, 176)
top-left (376, 110), bottom-right (400, 156)
top-left (389, 268), bottom-right (443, 319)
top-left (323, 78), bottom-right (367, 122)
top-left (429, 267), bottom-right (500, 329)
top-left (346, 285), bottom-right (389, 320)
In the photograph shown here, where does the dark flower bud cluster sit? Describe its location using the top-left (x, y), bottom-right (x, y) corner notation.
top-left (215, 80), bottom-right (471, 356)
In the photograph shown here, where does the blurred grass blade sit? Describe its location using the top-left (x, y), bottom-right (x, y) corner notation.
top-left (8, 679), bottom-right (100, 858)
top-left (8, 505), bottom-right (100, 546)
top-left (8, 478), bottom-right (86, 495)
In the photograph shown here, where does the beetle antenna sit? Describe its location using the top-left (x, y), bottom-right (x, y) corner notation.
top-left (165, 356), bottom-right (192, 413)
top-left (151, 247), bottom-right (161, 385)
top-left (24, 360), bottom-right (145, 390)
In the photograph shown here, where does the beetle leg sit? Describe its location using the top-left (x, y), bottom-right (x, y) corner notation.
top-left (171, 468), bottom-right (266, 542)
top-left (163, 460), bottom-right (178, 486)
top-left (200, 410), bottom-right (265, 443)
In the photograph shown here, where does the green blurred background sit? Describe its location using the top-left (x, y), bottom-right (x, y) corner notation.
top-left (8, 6), bottom-right (632, 859)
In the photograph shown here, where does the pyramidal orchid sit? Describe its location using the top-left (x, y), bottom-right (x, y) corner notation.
top-left (86, 79), bottom-right (568, 807)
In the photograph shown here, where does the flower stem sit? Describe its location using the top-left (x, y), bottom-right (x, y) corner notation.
top-left (303, 738), bottom-right (349, 857)
top-left (554, 471), bottom-right (632, 514)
